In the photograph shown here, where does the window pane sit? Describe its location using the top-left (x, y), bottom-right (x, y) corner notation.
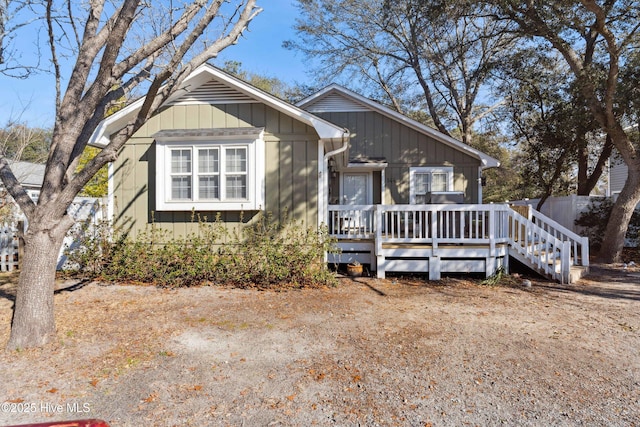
top-left (415, 173), bottom-right (430, 194)
top-left (226, 148), bottom-right (247, 173)
top-left (171, 149), bottom-right (191, 173)
top-left (198, 149), bottom-right (218, 173)
top-left (171, 176), bottom-right (191, 200)
top-left (199, 176), bottom-right (219, 199)
top-left (432, 173), bottom-right (448, 192)
top-left (226, 175), bottom-right (247, 199)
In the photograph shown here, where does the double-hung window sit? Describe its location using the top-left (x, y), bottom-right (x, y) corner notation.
top-left (155, 128), bottom-right (264, 211)
top-left (409, 167), bottom-right (454, 204)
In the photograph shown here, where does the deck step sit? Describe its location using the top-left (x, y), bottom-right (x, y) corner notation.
top-left (570, 265), bottom-right (589, 283)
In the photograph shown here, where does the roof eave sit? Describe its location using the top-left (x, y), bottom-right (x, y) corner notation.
top-left (89, 64), bottom-right (347, 146)
top-left (300, 85), bottom-right (501, 169)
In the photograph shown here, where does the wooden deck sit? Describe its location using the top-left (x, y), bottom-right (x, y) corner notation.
top-left (327, 204), bottom-right (589, 283)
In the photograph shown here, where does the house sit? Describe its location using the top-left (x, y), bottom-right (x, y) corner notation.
top-left (608, 125), bottom-right (639, 196)
top-left (3, 161), bottom-right (45, 202)
top-left (0, 161), bottom-right (45, 224)
top-left (90, 64), bottom-right (589, 283)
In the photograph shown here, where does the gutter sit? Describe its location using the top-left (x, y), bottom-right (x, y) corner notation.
top-left (319, 130), bottom-right (350, 229)
top-left (324, 129), bottom-right (350, 165)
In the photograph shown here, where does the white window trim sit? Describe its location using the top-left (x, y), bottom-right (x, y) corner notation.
top-left (409, 167), bottom-right (454, 204)
top-left (155, 131), bottom-right (265, 211)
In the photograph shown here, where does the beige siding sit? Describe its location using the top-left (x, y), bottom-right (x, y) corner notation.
top-left (113, 103), bottom-right (320, 240)
top-left (317, 111), bottom-right (481, 203)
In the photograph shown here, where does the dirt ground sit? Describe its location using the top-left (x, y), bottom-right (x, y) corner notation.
top-left (0, 264), bottom-right (638, 427)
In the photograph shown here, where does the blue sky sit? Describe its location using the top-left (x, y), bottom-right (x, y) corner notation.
top-left (0, 0), bottom-right (309, 128)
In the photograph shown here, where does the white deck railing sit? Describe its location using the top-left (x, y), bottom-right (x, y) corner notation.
top-left (530, 207), bottom-right (589, 266)
top-left (328, 204), bottom-right (509, 243)
top-left (327, 204), bottom-right (589, 283)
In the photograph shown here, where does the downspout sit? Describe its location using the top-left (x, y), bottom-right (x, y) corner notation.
top-left (320, 129), bottom-right (350, 227)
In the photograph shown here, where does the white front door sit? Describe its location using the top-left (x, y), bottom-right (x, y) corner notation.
top-left (341, 173), bottom-right (372, 232)
top-left (342, 173), bottom-right (371, 205)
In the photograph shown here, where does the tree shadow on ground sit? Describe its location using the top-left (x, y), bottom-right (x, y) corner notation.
top-left (535, 265), bottom-right (640, 302)
top-left (0, 272), bottom-right (93, 303)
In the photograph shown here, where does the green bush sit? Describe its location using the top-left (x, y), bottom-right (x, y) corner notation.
top-left (65, 212), bottom-right (339, 289)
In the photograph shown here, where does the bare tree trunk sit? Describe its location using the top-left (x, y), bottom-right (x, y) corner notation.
top-left (7, 216), bottom-right (73, 349)
top-left (598, 158), bottom-right (640, 263)
top-left (577, 134), bottom-right (613, 195)
top-left (2, 0), bottom-right (260, 350)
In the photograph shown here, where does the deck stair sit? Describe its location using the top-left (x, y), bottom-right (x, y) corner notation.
top-left (327, 203), bottom-right (589, 283)
top-left (506, 205), bottom-right (589, 283)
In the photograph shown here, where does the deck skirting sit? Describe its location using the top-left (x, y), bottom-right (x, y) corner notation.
top-left (329, 240), bottom-right (508, 279)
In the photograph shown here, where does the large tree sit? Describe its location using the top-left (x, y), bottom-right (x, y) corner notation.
top-left (0, 0), bottom-right (261, 349)
top-left (287, 0), bottom-right (513, 144)
top-left (498, 48), bottom-right (613, 207)
top-left (485, 0), bottom-right (640, 262)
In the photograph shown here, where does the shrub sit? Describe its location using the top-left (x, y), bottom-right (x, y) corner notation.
top-left (574, 197), bottom-right (640, 250)
top-left (65, 212), bottom-right (338, 289)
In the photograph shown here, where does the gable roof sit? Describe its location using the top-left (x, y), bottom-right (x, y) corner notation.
top-left (89, 64), bottom-right (348, 147)
top-left (297, 84), bottom-right (500, 169)
top-left (7, 161), bottom-right (45, 188)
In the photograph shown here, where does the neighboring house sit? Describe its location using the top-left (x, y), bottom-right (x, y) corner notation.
top-left (609, 125), bottom-right (639, 196)
top-left (609, 148), bottom-right (629, 196)
top-left (3, 161), bottom-right (45, 202)
top-left (0, 161), bottom-right (105, 269)
top-left (90, 64), bottom-right (589, 283)
top-left (0, 161), bottom-right (45, 224)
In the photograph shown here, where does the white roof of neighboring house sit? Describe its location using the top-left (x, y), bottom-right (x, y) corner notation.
top-left (89, 64), bottom-right (349, 147)
top-left (7, 161), bottom-right (45, 189)
top-left (297, 84), bottom-right (500, 169)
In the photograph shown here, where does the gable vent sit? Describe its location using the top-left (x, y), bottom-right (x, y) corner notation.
top-left (304, 93), bottom-right (371, 113)
top-left (170, 79), bottom-right (255, 105)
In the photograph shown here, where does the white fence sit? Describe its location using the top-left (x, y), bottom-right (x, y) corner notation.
top-left (510, 195), bottom-right (602, 234)
top-left (59, 198), bottom-right (107, 269)
top-left (0, 222), bottom-right (20, 271)
top-left (0, 197), bottom-right (106, 272)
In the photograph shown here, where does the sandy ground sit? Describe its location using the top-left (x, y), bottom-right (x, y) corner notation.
top-left (0, 265), bottom-right (638, 426)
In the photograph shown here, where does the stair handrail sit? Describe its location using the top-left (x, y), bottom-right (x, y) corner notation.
top-left (506, 208), bottom-right (569, 283)
top-left (516, 205), bottom-right (589, 267)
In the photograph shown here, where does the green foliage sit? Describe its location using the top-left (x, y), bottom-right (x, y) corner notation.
top-left (480, 266), bottom-right (510, 286)
top-left (76, 146), bottom-right (108, 197)
top-left (469, 130), bottom-right (521, 202)
top-left (575, 198), bottom-right (640, 250)
top-left (65, 212), bottom-right (339, 289)
top-left (64, 216), bottom-right (114, 274)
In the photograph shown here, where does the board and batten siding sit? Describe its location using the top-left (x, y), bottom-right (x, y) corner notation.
top-left (316, 110), bottom-right (482, 203)
top-left (111, 103), bottom-right (321, 240)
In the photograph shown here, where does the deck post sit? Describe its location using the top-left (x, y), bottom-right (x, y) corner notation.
top-left (429, 256), bottom-right (441, 280)
top-left (581, 236), bottom-right (589, 267)
top-left (488, 207), bottom-right (496, 256)
top-left (562, 240), bottom-right (571, 284)
top-left (485, 257), bottom-right (497, 278)
top-left (503, 250), bottom-right (510, 274)
top-left (375, 205), bottom-right (385, 279)
top-left (431, 210), bottom-right (438, 256)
